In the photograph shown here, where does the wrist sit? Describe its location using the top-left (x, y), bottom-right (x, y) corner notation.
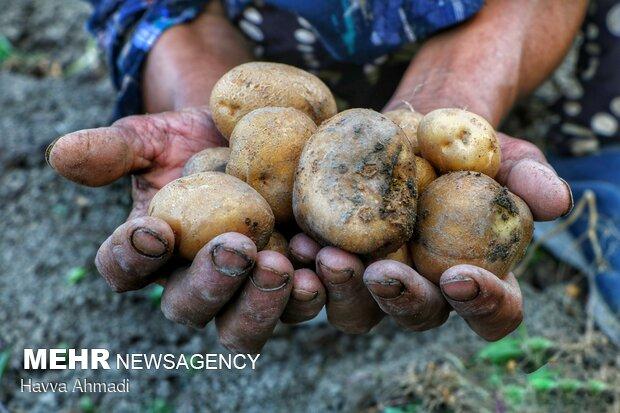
top-left (385, 69), bottom-right (510, 127)
top-left (143, 3), bottom-right (252, 113)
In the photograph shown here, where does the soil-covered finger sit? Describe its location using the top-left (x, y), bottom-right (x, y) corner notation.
top-left (95, 216), bottom-right (175, 292)
top-left (160, 233), bottom-right (257, 328)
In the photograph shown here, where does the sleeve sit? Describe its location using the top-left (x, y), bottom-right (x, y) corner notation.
top-left (85, 0), bottom-right (210, 119)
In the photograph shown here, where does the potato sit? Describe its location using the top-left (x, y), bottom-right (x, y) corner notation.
top-left (417, 108), bottom-right (501, 177)
top-left (210, 62), bottom-right (337, 138)
top-left (383, 244), bottom-right (414, 266)
top-left (410, 171), bottom-right (533, 284)
top-left (263, 231), bottom-right (289, 256)
top-left (366, 244), bottom-right (413, 266)
top-left (226, 107), bottom-right (316, 223)
top-left (293, 108), bottom-right (417, 255)
top-left (148, 172), bottom-right (274, 260)
top-left (415, 156), bottom-right (437, 193)
top-left (384, 108), bottom-right (424, 154)
top-left (182, 147), bottom-right (230, 176)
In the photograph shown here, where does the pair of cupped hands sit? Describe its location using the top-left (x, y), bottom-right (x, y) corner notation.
top-left (46, 103), bottom-right (572, 354)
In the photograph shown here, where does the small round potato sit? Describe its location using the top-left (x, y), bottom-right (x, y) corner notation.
top-left (410, 171), bottom-right (533, 284)
top-left (383, 244), bottom-right (414, 266)
top-left (293, 108), bottom-right (417, 255)
top-left (417, 108), bottom-right (501, 177)
top-left (366, 244), bottom-right (413, 266)
top-left (262, 231), bottom-right (289, 256)
top-left (415, 156), bottom-right (437, 193)
top-left (182, 147), bottom-right (230, 176)
top-left (385, 108), bottom-right (424, 154)
top-left (226, 107), bottom-right (317, 223)
top-left (148, 172), bottom-right (274, 260)
top-left (210, 62), bottom-right (337, 138)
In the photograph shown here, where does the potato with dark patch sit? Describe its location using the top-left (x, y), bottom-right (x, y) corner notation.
top-left (182, 147), bottom-right (230, 176)
top-left (210, 62), bottom-right (337, 138)
top-left (293, 108), bottom-right (417, 255)
top-left (415, 156), bottom-right (437, 193)
top-left (148, 172), bottom-right (274, 260)
top-left (226, 107), bottom-right (316, 223)
top-left (417, 108), bottom-right (501, 177)
top-left (262, 231), bottom-right (289, 256)
top-left (385, 108), bottom-right (424, 154)
top-left (410, 171), bottom-right (533, 283)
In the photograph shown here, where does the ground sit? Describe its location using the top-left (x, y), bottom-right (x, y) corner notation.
top-left (0, 1), bottom-right (618, 412)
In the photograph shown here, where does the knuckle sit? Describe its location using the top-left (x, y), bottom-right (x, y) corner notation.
top-left (509, 308), bottom-right (524, 331)
top-left (95, 247), bottom-right (127, 293)
top-left (479, 311), bottom-right (523, 342)
top-left (399, 308), bottom-right (449, 332)
top-left (218, 330), bottom-right (259, 355)
top-left (104, 278), bottom-right (126, 293)
top-left (334, 320), bottom-right (375, 335)
top-left (482, 331), bottom-right (506, 342)
top-left (160, 298), bottom-right (203, 329)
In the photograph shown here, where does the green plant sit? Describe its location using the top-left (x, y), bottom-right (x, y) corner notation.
top-left (79, 395), bottom-right (96, 413)
top-left (148, 285), bottom-right (164, 307)
top-left (474, 331), bottom-right (612, 411)
top-left (383, 403), bottom-right (420, 413)
top-left (476, 335), bottom-right (553, 366)
top-left (0, 35), bottom-right (13, 63)
top-left (0, 349), bottom-right (11, 383)
top-left (65, 39), bottom-right (99, 76)
top-left (146, 399), bottom-right (173, 413)
top-left (502, 384), bottom-right (526, 406)
top-left (67, 266), bottom-right (89, 285)
top-left (57, 342), bottom-right (70, 364)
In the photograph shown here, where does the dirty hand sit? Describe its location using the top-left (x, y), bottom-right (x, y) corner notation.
top-left (44, 1), bottom-right (327, 353)
top-left (46, 107), bottom-right (329, 352)
top-left (289, 133), bottom-right (573, 340)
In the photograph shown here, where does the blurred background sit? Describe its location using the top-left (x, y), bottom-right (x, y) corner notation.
top-left (0, 1), bottom-right (618, 412)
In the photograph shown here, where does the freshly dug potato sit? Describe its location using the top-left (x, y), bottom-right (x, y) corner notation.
top-left (365, 244), bottom-right (413, 266)
top-left (383, 244), bottom-right (414, 266)
top-left (415, 156), bottom-right (437, 193)
top-left (410, 171), bottom-right (533, 284)
top-left (148, 172), bottom-right (274, 260)
top-left (182, 147), bottom-right (230, 176)
top-left (417, 108), bottom-right (501, 177)
top-left (263, 231), bottom-right (289, 256)
top-left (226, 107), bottom-right (317, 223)
top-left (210, 62), bottom-right (337, 138)
top-left (385, 108), bottom-right (424, 154)
top-left (293, 108), bottom-right (417, 255)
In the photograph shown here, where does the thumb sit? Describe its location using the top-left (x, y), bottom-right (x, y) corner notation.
top-left (46, 115), bottom-right (157, 187)
top-left (497, 133), bottom-right (573, 221)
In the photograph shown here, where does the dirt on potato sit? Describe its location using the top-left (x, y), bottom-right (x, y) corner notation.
top-left (0, 2), bottom-right (618, 412)
top-left (293, 109), bottom-right (417, 255)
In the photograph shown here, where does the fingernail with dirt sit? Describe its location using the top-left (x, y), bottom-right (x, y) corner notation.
top-left (290, 250), bottom-right (312, 264)
top-left (251, 266), bottom-right (290, 291)
top-left (45, 137), bottom-right (60, 168)
top-left (292, 289), bottom-right (319, 302)
top-left (441, 275), bottom-right (479, 301)
top-left (560, 177), bottom-right (574, 217)
top-left (131, 227), bottom-right (168, 258)
top-left (211, 244), bottom-right (254, 277)
top-left (368, 278), bottom-right (405, 299)
top-left (317, 261), bottom-right (354, 284)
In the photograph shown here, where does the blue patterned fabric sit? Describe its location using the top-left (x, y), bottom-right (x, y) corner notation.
top-left (539, 148), bottom-right (620, 344)
top-left (86, 0), bottom-right (207, 119)
top-left (85, 0), bottom-right (483, 118)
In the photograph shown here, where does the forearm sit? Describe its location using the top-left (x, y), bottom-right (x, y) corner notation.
top-left (386, 0), bottom-right (587, 126)
top-left (143, 2), bottom-right (252, 113)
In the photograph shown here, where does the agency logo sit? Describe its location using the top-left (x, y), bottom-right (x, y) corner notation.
top-left (20, 348), bottom-right (260, 393)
